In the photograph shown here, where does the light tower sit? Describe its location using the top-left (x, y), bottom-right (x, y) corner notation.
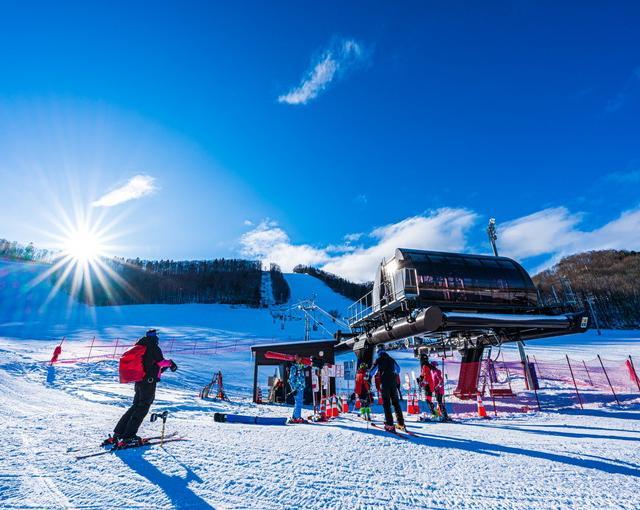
top-left (487, 218), bottom-right (499, 257)
top-left (486, 217), bottom-right (535, 389)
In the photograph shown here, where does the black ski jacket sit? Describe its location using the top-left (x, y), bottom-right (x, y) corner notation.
top-left (136, 336), bottom-right (165, 383)
top-left (369, 352), bottom-right (400, 388)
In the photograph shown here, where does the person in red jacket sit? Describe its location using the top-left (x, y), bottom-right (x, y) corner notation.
top-left (430, 361), bottom-right (450, 421)
top-left (107, 329), bottom-right (177, 448)
top-left (354, 363), bottom-right (372, 420)
top-left (418, 353), bottom-right (437, 419)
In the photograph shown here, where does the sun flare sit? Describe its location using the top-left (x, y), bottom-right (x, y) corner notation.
top-left (62, 227), bottom-right (105, 263)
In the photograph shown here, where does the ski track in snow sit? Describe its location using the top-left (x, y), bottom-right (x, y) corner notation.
top-left (0, 340), bottom-right (639, 509)
top-left (1, 260), bottom-right (640, 508)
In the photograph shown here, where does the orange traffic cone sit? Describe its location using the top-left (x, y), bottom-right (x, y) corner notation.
top-left (320, 398), bottom-right (327, 420)
top-left (476, 392), bottom-right (489, 418)
top-left (255, 387), bottom-right (263, 404)
top-left (332, 395), bottom-right (340, 418)
top-left (341, 395), bottom-right (349, 413)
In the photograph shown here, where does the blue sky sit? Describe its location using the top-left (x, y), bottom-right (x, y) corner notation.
top-left (0, 1), bottom-right (639, 281)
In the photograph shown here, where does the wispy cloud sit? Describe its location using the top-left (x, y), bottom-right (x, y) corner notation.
top-left (605, 66), bottom-right (640, 113)
top-left (606, 168), bottom-right (640, 183)
top-left (278, 38), bottom-right (368, 105)
top-left (92, 174), bottom-right (157, 208)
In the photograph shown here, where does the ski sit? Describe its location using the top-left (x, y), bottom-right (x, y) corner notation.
top-left (370, 422), bottom-right (415, 439)
top-left (75, 437), bottom-right (188, 460)
top-left (67, 432), bottom-right (178, 453)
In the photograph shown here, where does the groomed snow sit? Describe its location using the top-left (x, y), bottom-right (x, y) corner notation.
top-left (1, 260), bottom-right (639, 509)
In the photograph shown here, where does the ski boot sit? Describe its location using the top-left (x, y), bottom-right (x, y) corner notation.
top-left (114, 436), bottom-right (146, 450)
top-left (384, 424), bottom-right (396, 433)
top-left (287, 417), bottom-right (307, 424)
top-left (396, 424), bottom-right (407, 432)
top-left (100, 434), bottom-right (120, 447)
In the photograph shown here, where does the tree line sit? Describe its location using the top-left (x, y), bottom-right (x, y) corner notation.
top-left (269, 263), bottom-right (290, 305)
top-left (0, 238), bottom-right (52, 263)
top-left (58, 257), bottom-right (267, 306)
top-left (533, 250), bottom-right (640, 328)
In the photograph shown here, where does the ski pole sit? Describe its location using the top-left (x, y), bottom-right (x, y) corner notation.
top-left (151, 411), bottom-right (169, 445)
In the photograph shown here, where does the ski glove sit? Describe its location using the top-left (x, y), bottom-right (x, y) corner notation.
top-left (170, 360), bottom-right (178, 372)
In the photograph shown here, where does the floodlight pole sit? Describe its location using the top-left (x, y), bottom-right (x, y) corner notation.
top-left (486, 218), bottom-right (535, 390)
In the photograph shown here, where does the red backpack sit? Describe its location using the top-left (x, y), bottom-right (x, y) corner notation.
top-left (119, 344), bottom-right (147, 383)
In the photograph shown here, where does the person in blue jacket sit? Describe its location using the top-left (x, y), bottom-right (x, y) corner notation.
top-left (288, 355), bottom-right (307, 424)
top-left (369, 346), bottom-right (405, 432)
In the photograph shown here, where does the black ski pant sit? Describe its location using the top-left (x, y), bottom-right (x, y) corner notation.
top-left (422, 385), bottom-right (436, 414)
top-left (381, 384), bottom-right (404, 427)
top-left (114, 381), bottom-right (156, 438)
top-left (435, 393), bottom-right (449, 419)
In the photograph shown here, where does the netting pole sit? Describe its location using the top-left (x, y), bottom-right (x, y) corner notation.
top-left (628, 355), bottom-right (640, 392)
top-left (582, 360), bottom-right (593, 386)
top-left (87, 336), bottom-right (96, 362)
top-left (527, 355), bottom-right (542, 411)
top-left (487, 359), bottom-right (498, 416)
top-left (113, 338), bottom-right (119, 359)
top-left (597, 354), bottom-right (620, 405)
top-left (565, 355), bottom-right (583, 409)
top-left (193, 339), bottom-right (197, 355)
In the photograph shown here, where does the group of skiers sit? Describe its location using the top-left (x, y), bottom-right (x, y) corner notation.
top-left (282, 345), bottom-right (449, 432)
top-left (353, 347), bottom-right (449, 432)
top-left (109, 328), bottom-right (449, 444)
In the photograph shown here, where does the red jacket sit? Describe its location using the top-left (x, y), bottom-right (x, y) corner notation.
top-left (354, 369), bottom-right (370, 396)
top-left (420, 364), bottom-right (434, 389)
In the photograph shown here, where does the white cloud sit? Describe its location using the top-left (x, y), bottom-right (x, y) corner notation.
top-left (498, 207), bottom-right (583, 260)
top-left (240, 209), bottom-right (477, 281)
top-left (240, 220), bottom-right (329, 271)
top-left (278, 38), bottom-right (367, 105)
top-left (92, 174), bottom-right (157, 208)
top-left (323, 209), bottom-right (478, 282)
top-left (499, 206), bottom-right (640, 273)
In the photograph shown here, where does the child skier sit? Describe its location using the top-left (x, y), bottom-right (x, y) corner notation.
top-left (354, 363), bottom-right (372, 421)
top-left (107, 329), bottom-right (177, 448)
top-left (418, 353), bottom-right (437, 421)
top-left (287, 355), bottom-right (307, 424)
top-left (430, 360), bottom-right (450, 421)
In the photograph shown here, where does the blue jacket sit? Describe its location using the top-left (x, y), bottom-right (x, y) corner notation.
top-left (289, 363), bottom-right (306, 392)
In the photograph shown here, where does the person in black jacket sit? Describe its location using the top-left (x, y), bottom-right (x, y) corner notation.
top-left (369, 346), bottom-right (405, 432)
top-left (109, 329), bottom-right (177, 447)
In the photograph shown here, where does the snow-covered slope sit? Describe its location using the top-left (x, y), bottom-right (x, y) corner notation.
top-left (0, 259), bottom-right (352, 342)
top-left (1, 259), bottom-right (640, 509)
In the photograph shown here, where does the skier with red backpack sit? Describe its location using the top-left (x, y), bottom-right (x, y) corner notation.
top-left (104, 329), bottom-right (177, 448)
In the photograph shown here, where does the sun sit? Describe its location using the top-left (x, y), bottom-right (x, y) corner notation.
top-left (28, 208), bottom-right (138, 308)
top-left (62, 227), bottom-right (105, 263)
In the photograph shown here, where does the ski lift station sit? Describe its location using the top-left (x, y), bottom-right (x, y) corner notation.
top-left (335, 248), bottom-right (589, 370)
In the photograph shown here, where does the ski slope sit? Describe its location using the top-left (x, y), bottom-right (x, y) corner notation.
top-left (1, 259), bottom-right (639, 509)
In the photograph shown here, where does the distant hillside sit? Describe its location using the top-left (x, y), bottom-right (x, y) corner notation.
top-left (533, 250), bottom-right (640, 328)
top-left (54, 257), bottom-right (274, 307)
top-left (292, 265), bottom-right (373, 302)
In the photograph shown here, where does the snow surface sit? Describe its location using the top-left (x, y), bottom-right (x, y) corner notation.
top-left (1, 259), bottom-right (639, 509)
